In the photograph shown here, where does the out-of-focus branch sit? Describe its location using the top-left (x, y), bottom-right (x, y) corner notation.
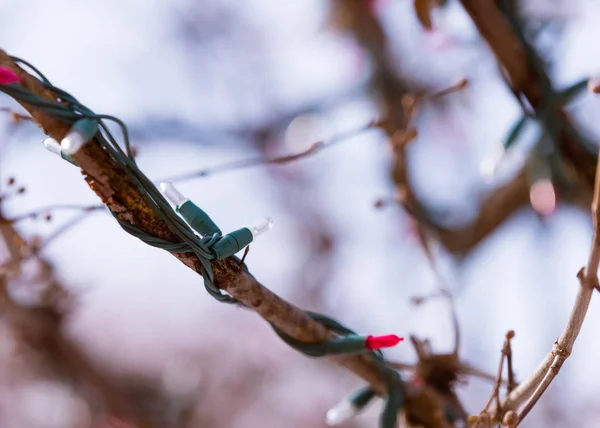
top-left (333, 0), bottom-right (530, 257)
top-left (0, 49), bottom-right (411, 420)
top-left (161, 121), bottom-right (376, 183)
top-left (395, 141), bottom-right (531, 256)
top-left (458, 0), bottom-right (597, 188)
top-left (0, 215), bottom-right (154, 427)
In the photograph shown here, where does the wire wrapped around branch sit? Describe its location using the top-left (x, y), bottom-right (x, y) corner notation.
top-left (0, 54), bottom-right (409, 428)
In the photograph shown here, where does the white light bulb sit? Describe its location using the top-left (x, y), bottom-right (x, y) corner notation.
top-left (326, 398), bottom-right (357, 426)
top-left (43, 138), bottom-right (62, 156)
top-left (61, 130), bottom-right (86, 155)
top-left (248, 217), bottom-right (273, 239)
top-left (480, 147), bottom-right (505, 182)
top-left (159, 182), bottom-right (190, 207)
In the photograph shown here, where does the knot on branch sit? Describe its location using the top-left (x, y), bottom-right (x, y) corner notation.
top-left (576, 266), bottom-right (599, 290)
top-left (551, 341), bottom-right (570, 360)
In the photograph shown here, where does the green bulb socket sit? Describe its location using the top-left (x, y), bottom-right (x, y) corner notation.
top-left (323, 335), bottom-right (368, 355)
top-left (351, 387), bottom-right (376, 409)
top-left (177, 200), bottom-right (222, 237)
top-left (211, 227), bottom-right (253, 259)
top-left (60, 151), bottom-right (76, 165)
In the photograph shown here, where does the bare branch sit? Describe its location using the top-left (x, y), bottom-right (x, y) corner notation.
top-left (8, 204), bottom-right (103, 223)
top-left (162, 121), bottom-right (378, 183)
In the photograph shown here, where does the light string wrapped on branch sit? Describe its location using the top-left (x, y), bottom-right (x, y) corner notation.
top-left (0, 58), bottom-right (406, 428)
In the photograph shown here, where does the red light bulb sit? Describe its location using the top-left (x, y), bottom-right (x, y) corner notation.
top-left (365, 334), bottom-right (403, 350)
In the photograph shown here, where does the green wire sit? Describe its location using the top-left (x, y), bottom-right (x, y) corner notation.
top-left (0, 56), bottom-right (406, 427)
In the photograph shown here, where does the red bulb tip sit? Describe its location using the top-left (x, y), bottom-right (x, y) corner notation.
top-left (0, 67), bottom-right (22, 85)
top-left (365, 334), bottom-right (404, 350)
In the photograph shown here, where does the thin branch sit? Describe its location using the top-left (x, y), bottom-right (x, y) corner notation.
top-left (0, 106), bottom-right (32, 122)
top-left (8, 204), bottom-right (103, 223)
top-left (482, 331), bottom-right (514, 418)
top-left (506, 332), bottom-right (516, 394)
top-left (31, 210), bottom-right (99, 253)
top-left (387, 359), bottom-right (500, 384)
top-left (161, 121), bottom-right (378, 183)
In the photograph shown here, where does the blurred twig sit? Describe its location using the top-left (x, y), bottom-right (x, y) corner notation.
top-left (161, 121), bottom-right (378, 183)
top-left (0, 106), bottom-right (32, 123)
top-left (8, 204), bottom-right (103, 223)
top-left (334, 0), bottom-right (531, 258)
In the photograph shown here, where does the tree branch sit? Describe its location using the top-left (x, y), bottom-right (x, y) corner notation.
top-left (0, 48), bottom-right (410, 418)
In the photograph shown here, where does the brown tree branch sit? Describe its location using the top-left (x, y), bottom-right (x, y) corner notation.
top-left (0, 48), bottom-right (418, 422)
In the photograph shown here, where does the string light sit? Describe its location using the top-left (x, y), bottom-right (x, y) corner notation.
top-left (247, 217), bottom-right (274, 239)
top-left (479, 147), bottom-right (504, 182)
top-left (159, 181), bottom-right (222, 237)
top-left (0, 54), bottom-right (407, 428)
top-left (159, 182), bottom-right (273, 259)
top-left (60, 118), bottom-right (98, 155)
top-left (209, 217), bottom-right (274, 259)
top-left (365, 335), bottom-right (403, 350)
top-left (42, 138), bottom-right (76, 165)
top-left (326, 387), bottom-right (376, 426)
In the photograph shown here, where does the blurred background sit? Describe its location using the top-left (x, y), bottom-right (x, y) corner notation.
top-left (1, 0), bottom-right (600, 427)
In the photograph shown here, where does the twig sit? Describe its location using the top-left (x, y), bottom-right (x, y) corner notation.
top-left (387, 359), bottom-right (500, 384)
top-left (506, 332), bottom-right (516, 394)
top-left (411, 235), bottom-right (461, 356)
top-left (8, 203), bottom-right (103, 223)
top-left (0, 106), bottom-right (32, 122)
top-left (161, 121), bottom-right (378, 183)
top-left (31, 210), bottom-right (100, 253)
top-left (482, 331), bottom-right (514, 418)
